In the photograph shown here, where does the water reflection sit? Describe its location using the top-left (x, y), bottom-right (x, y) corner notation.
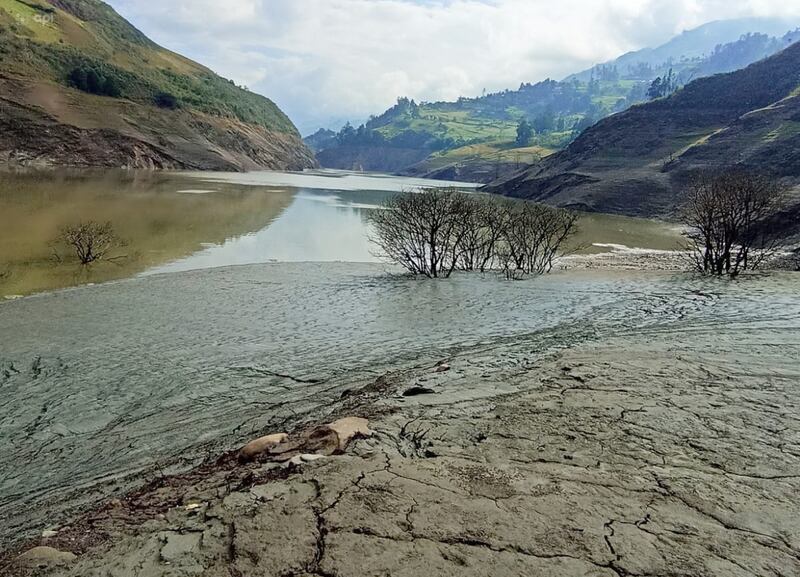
top-left (148, 188), bottom-right (389, 273)
top-left (0, 169), bottom-right (294, 297)
top-left (0, 168), bottom-right (682, 297)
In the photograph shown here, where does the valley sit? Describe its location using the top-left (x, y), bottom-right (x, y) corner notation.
top-left (1, 3), bottom-right (799, 577)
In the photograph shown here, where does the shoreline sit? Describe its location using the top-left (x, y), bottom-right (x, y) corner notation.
top-left (3, 265), bottom-right (800, 576)
top-left (0, 247), bottom-right (698, 303)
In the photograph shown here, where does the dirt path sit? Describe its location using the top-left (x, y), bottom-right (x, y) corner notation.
top-left (4, 283), bottom-right (800, 576)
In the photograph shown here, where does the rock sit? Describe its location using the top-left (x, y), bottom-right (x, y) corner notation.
top-left (239, 432), bottom-right (289, 461)
top-left (403, 386), bottom-right (436, 397)
top-left (269, 417), bottom-right (373, 462)
top-left (326, 417), bottom-right (374, 449)
top-left (15, 546), bottom-right (76, 568)
top-left (269, 428), bottom-right (339, 461)
top-left (300, 453), bottom-right (326, 463)
top-left (41, 529), bottom-right (58, 538)
top-left (435, 363), bottom-right (451, 373)
top-left (286, 453), bottom-right (327, 467)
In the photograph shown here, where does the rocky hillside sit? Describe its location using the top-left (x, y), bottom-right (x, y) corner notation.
top-left (0, 0), bottom-right (316, 170)
top-left (486, 41), bottom-right (800, 218)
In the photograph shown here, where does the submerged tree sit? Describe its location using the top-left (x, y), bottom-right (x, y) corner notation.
top-left (496, 202), bottom-right (579, 279)
top-left (681, 170), bottom-right (788, 277)
top-left (368, 189), bottom-right (579, 279)
top-left (56, 221), bottom-right (126, 265)
top-left (367, 188), bottom-right (471, 278)
top-left (456, 195), bottom-right (509, 273)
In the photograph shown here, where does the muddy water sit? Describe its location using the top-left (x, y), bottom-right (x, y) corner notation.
top-left (2, 262), bottom-right (799, 547)
top-left (0, 169), bottom-right (681, 297)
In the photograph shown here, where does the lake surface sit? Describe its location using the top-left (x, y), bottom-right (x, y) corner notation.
top-left (0, 169), bottom-right (682, 297)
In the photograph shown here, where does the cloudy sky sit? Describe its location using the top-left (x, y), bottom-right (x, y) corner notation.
top-left (107, 0), bottom-right (800, 134)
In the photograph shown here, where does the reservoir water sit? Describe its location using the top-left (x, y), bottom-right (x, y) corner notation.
top-left (0, 168), bottom-right (681, 298)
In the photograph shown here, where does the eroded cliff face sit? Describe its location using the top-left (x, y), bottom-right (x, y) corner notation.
top-left (0, 76), bottom-right (316, 171)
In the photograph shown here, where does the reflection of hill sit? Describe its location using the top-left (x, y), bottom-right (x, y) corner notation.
top-left (0, 170), bottom-right (294, 296)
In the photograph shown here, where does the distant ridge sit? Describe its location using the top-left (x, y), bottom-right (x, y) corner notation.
top-left (309, 18), bottom-right (798, 182)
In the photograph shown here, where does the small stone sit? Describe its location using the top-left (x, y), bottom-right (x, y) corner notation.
top-left (286, 453), bottom-right (326, 467)
top-left (300, 453), bottom-right (326, 463)
top-left (239, 432), bottom-right (289, 461)
top-left (15, 546), bottom-right (76, 568)
top-left (434, 363), bottom-right (451, 373)
top-left (41, 529), bottom-right (58, 538)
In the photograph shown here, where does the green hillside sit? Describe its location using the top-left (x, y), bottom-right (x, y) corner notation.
top-left (0, 0), bottom-right (296, 134)
top-left (486, 40), bottom-right (800, 219)
top-left (312, 24), bottom-right (799, 180)
top-left (0, 0), bottom-right (315, 171)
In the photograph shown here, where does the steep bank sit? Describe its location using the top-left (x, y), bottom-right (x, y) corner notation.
top-left (0, 0), bottom-right (315, 170)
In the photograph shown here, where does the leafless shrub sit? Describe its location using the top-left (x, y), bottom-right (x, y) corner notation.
top-left (456, 195), bottom-right (509, 273)
top-left (681, 170), bottom-right (788, 277)
top-left (367, 188), bottom-right (471, 278)
top-left (56, 221), bottom-right (126, 265)
top-left (496, 202), bottom-right (580, 279)
top-left (368, 188), bottom-right (579, 279)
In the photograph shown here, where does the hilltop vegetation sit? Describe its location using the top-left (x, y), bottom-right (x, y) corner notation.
top-left (311, 21), bottom-right (799, 180)
top-left (0, 0), bottom-right (314, 170)
top-left (486, 40), bottom-right (800, 225)
top-left (0, 0), bottom-right (296, 133)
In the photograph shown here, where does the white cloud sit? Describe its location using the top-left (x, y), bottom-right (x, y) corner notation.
top-left (108, 0), bottom-right (800, 133)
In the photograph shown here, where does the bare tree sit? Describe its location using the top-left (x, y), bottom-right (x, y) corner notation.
top-left (56, 221), bottom-right (126, 265)
top-left (368, 189), bottom-right (579, 279)
top-left (367, 188), bottom-right (471, 278)
top-left (456, 195), bottom-right (509, 273)
top-left (681, 170), bottom-right (788, 277)
top-left (497, 203), bottom-right (580, 279)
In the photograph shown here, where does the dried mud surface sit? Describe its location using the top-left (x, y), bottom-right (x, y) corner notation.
top-left (2, 263), bottom-right (799, 576)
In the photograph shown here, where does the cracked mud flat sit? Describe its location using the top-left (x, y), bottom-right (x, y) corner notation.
top-left (2, 264), bottom-right (800, 576)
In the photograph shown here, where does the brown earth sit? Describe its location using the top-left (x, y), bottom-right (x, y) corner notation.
top-left (0, 75), bottom-right (317, 171)
top-left (485, 42), bottom-right (800, 223)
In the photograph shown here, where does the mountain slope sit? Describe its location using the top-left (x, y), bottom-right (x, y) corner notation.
top-left (311, 20), bottom-right (797, 181)
top-left (485, 41), bottom-right (800, 217)
top-left (567, 18), bottom-right (797, 82)
top-left (0, 0), bottom-right (315, 170)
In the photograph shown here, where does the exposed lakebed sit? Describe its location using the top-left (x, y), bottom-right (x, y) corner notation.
top-left (0, 169), bottom-right (707, 548)
top-left (3, 262), bottom-right (800, 548)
